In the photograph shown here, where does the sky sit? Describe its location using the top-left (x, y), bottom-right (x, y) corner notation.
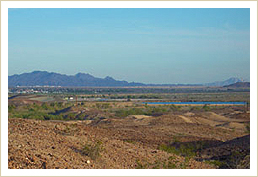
top-left (8, 8), bottom-right (250, 84)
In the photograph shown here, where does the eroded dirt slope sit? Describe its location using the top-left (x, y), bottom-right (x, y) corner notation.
top-left (8, 106), bottom-right (249, 169)
top-left (8, 118), bottom-right (214, 169)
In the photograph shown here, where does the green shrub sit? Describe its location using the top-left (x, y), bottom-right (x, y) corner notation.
top-left (77, 113), bottom-right (87, 120)
top-left (135, 159), bottom-right (146, 169)
top-left (8, 105), bottom-right (16, 112)
top-left (205, 160), bottom-right (224, 168)
top-left (166, 161), bottom-right (177, 169)
top-left (81, 141), bottom-right (103, 160)
top-left (114, 106), bottom-right (172, 118)
top-left (202, 104), bottom-right (211, 111)
top-left (41, 103), bottom-right (50, 110)
top-left (158, 143), bottom-right (196, 158)
top-left (158, 144), bottom-right (180, 155)
top-left (169, 105), bottom-right (178, 111)
top-left (137, 156), bottom-right (186, 169)
top-left (95, 103), bottom-right (110, 109)
top-left (65, 113), bottom-right (77, 120)
top-left (245, 123), bottom-right (250, 134)
top-left (123, 139), bottom-right (136, 144)
top-left (190, 106), bottom-right (201, 111)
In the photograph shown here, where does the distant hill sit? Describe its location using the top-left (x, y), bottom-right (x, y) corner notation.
top-left (223, 82), bottom-right (250, 88)
top-left (8, 71), bottom-right (145, 87)
top-left (8, 71), bottom-right (246, 87)
top-left (204, 77), bottom-right (244, 87)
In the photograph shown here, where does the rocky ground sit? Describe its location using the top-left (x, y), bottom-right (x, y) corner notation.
top-left (8, 106), bottom-right (250, 169)
top-left (8, 118), bottom-right (215, 169)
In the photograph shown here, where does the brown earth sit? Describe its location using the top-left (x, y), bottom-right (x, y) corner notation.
top-left (8, 118), bottom-right (214, 169)
top-left (8, 104), bottom-right (250, 169)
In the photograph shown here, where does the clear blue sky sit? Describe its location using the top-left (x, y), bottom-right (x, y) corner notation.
top-left (8, 8), bottom-right (250, 84)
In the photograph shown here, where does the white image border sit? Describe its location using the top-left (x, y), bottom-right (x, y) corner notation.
top-left (1, 1), bottom-right (257, 176)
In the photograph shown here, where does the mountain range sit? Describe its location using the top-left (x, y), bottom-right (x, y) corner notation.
top-left (204, 77), bottom-right (245, 87)
top-left (8, 71), bottom-right (247, 87)
top-left (223, 82), bottom-right (250, 88)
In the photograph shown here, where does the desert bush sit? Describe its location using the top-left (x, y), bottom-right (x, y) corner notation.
top-left (95, 103), bottom-right (110, 109)
top-left (135, 159), bottom-right (146, 169)
top-left (146, 106), bottom-right (168, 116)
top-left (30, 114), bottom-right (44, 120)
top-left (205, 160), bottom-right (224, 168)
top-left (114, 106), bottom-right (171, 118)
top-left (8, 105), bottom-right (17, 114)
top-left (114, 108), bottom-right (145, 118)
top-left (205, 150), bottom-right (250, 169)
top-left (245, 123), bottom-right (250, 134)
top-left (158, 143), bottom-right (196, 158)
top-left (202, 104), bottom-right (211, 111)
top-left (136, 156), bottom-right (185, 169)
top-left (123, 139), bottom-right (136, 144)
top-left (226, 150), bottom-right (248, 169)
top-left (76, 113), bottom-right (87, 120)
top-left (102, 103), bottom-right (110, 109)
top-left (41, 103), bottom-right (50, 110)
top-left (10, 111), bottom-right (42, 120)
top-left (65, 113), bottom-right (77, 120)
top-left (166, 160), bottom-right (177, 169)
top-left (32, 103), bottom-right (41, 111)
top-left (44, 114), bottom-right (63, 120)
top-left (9, 102), bottom-right (69, 120)
top-left (190, 106), bottom-right (201, 111)
top-left (169, 104), bottom-right (178, 111)
top-left (81, 141), bottom-right (103, 160)
top-left (236, 155), bottom-right (250, 169)
top-left (158, 144), bottom-right (179, 155)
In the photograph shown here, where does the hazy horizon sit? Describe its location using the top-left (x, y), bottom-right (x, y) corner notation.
top-left (8, 70), bottom-right (249, 85)
top-left (8, 8), bottom-right (250, 84)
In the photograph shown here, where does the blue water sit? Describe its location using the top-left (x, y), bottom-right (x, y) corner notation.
top-left (143, 102), bottom-right (247, 105)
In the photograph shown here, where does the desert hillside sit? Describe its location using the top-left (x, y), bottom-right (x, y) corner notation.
top-left (8, 106), bottom-right (249, 169)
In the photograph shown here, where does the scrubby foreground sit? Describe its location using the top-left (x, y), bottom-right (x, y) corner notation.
top-left (9, 118), bottom-right (214, 169)
top-left (8, 105), bottom-right (250, 169)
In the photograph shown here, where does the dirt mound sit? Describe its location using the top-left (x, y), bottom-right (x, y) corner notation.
top-left (129, 115), bottom-right (152, 119)
top-left (184, 112), bottom-right (195, 116)
top-left (9, 97), bottom-right (41, 106)
top-left (178, 115), bottom-right (194, 123)
top-left (201, 112), bottom-right (233, 122)
top-left (194, 117), bottom-right (220, 127)
top-left (216, 122), bottom-right (246, 131)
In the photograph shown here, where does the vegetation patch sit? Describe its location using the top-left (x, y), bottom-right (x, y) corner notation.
top-left (204, 160), bottom-right (225, 168)
top-left (245, 123), bottom-right (250, 134)
top-left (158, 144), bottom-right (196, 158)
top-left (81, 141), bottom-right (103, 160)
top-left (135, 156), bottom-right (188, 169)
top-left (123, 139), bottom-right (137, 144)
top-left (113, 105), bottom-right (178, 118)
